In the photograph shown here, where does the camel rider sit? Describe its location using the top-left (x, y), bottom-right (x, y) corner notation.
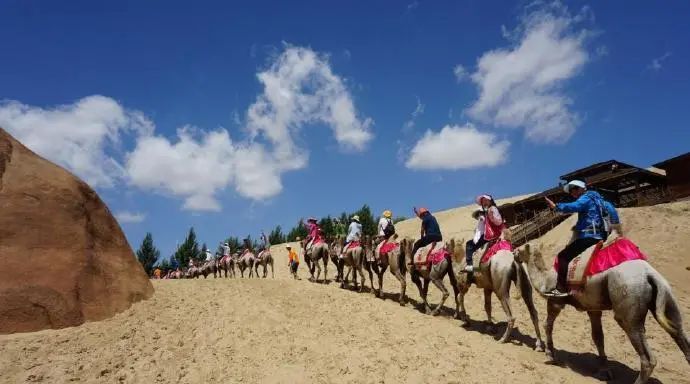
top-left (259, 231), bottom-right (269, 252)
top-left (341, 215), bottom-right (362, 258)
top-left (205, 249), bottom-right (213, 262)
top-left (222, 242), bottom-right (230, 258)
top-left (545, 180), bottom-right (621, 297)
top-left (241, 237), bottom-right (252, 256)
top-left (465, 195), bottom-right (506, 273)
top-left (304, 217), bottom-right (322, 251)
top-left (410, 207), bottom-right (443, 258)
top-left (378, 210), bottom-right (395, 243)
top-left (188, 258), bottom-right (195, 268)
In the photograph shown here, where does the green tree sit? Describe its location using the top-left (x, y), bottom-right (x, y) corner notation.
top-left (159, 258), bottom-right (171, 271)
top-left (268, 225), bottom-right (286, 245)
top-left (175, 227), bottom-right (200, 267)
top-left (136, 232), bottom-right (160, 276)
top-left (319, 216), bottom-right (336, 241)
top-left (287, 219), bottom-right (308, 242)
top-left (198, 243), bottom-right (208, 263)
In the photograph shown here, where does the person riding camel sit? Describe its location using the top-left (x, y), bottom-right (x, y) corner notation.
top-left (304, 217), bottom-right (322, 252)
top-left (410, 207), bottom-right (443, 259)
top-left (241, 237), bottom-right (252, 256)
top-left (377, 210), bottom-right (395, 243)
top-left (259, 231), bottom-right (269, 253)
top-left (340, 215), bottom-right (362, 259)
top-left (188, 258), bottom-right (195, 268)
top-left (545, 180), bottom-right (621, 297)
top-left (465, 194), bottom-right (506, 273)
top-left (205, 249), bottom-right (213, 262)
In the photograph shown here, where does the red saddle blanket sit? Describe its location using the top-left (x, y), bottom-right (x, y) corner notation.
top-left (414, 245), bottom-right (449, 266)
top-left (554, 237), bottom-right (647, 278)
top-left (379, 242), bottom-right (399, 255)
top-left (345, 241), bottom-right (360, 250)
top-left (480, 240), bottom-right (512, 264)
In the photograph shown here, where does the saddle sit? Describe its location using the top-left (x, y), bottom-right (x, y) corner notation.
top-left (412, 243), bottom-right (448, 271)
top-left (372, 240), bottom-right (399, 263)
top-left (555, 237), bottom-right (647, 290)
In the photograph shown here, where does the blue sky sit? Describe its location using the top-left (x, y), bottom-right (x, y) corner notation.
top-left (1, 0), bottom-right (688, 259)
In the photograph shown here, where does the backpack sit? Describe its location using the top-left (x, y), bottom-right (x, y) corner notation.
top-left (589, 194), bottom-right (612, 236)
top-left (383, 218), bottom-right (395, 237)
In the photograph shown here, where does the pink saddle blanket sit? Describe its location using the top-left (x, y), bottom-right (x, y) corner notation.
top-left (554, 237), bottom-right (647, 278)
top-left (414, 244), bottom-right (449, 266)
top-left (480, 240), bottom-right (512, 264)
top-left (345, 241), bottom-right (360, 250)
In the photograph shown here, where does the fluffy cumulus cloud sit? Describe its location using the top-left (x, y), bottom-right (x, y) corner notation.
top-left (115, 211), bottom-right (146, 224)
top-left (406, 124), bottom-right (509, 170)
top-left (465, 3), bottom-right (590, 143)
top-left (0, 95), bottom-right (152, 187)
top-left (0, 46), bottom-right (371, 212)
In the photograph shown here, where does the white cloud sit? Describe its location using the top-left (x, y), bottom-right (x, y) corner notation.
top-left (124, 45), bottom-right (372, 210)
top-left (649, 52), bottom-right (671, 71)
top-left (126, 127), bottom-right (235, 212)
top-left (407, 1), bottom-right (419, 11)
top-left (453, 64), bottom-right (468, 82)
top-left (405, 124), bottom-right (509, 170)
top-left (466, 3), bottom-right (590, 143)
top-left (403, 96), bottom-right (425, 131)
top-left (115, 211), bottom-right (146, 224)
top-left (0, 95), bottom-right (152, 187)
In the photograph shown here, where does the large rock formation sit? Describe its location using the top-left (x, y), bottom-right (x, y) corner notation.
top-left (0, 128), bottom-right (153, 334)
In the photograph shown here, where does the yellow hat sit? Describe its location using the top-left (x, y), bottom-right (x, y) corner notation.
top-left (383, 210), bottom-right (392, 218)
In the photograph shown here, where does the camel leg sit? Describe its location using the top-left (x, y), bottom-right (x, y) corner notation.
top-left (356, 262), bottom-right (366, 293)
top-left (422, 278), bottom-right (432, 314)
top-left (587, 311), bottom-right (613, 381)
top-left (520, 281), bottom-right (544, 351)
top-left (366, 264), bottom-right (375, 295)
top-left (614, 312), bottom-right (656, 384)
top-left (544, 301), bottom-right (562, 363)
top-left (430, 278), bottom-right (449, 316)
top-left (377, 269), bottom-right (385, 298)
top-left (393, 270), bottom-right (407, 306)
top-left (271, 261), bottom-right (275, 279)
top-left (484, 289), bottom-right (495, 333)
top-left (323, 257), bottom-right (328, 283)
top-left (497, 293), bottom-right (515, 344)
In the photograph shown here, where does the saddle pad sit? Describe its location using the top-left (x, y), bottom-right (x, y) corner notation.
top-left (480, 240), bottom-right (513, 265)
top-left (413, 243), bottom-right (437, 265)
top-left (379, 242), bottom-right (399, 255)
top-left (413, 244), bottom-right (448, 269)
top-left (346, 241), bottom-right (361, 250)
top-left (557, 237), bottom-right (647, 288)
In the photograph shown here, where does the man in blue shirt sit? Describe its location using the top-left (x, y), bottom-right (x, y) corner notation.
top-left (410, 207), bottom-right (443, 258)
top-left (545, 180), bottom-right (621, 297)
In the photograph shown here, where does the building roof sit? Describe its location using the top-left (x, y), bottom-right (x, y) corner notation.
top-left (652, 151), bottom-right (690, 170)
top-left (560, 160), bottom-right (637, 181)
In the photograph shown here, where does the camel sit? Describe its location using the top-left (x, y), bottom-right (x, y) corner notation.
top-left (448, 237), bottom-right (544, 348)
top-left (518, 242), bottom-right (689, 384)
top-left (402, 239), bottom-right (459, 315)
top-left (302, 239), bottom-right (330, 283)
top-left (200, 260), bottom-right (219, 278)
top-left (218, 255), bottom-right (236, 278)
top-left (237, 252), bottom-right (256, 278)
top-left (362, 236), bottom-right (408, 305)
top-left (331, 239), bottom-right (367, 291)
top-left (253, 249), bottom-right (275, 278)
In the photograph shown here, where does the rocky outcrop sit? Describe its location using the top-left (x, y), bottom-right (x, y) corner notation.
top-left (0, 128), bottom-right (153, 334)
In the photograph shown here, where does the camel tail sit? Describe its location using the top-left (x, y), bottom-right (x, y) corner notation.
top-left (446, 254), bottom-right (459, 296)
top-left (648, 271), bottom-right (690, 361)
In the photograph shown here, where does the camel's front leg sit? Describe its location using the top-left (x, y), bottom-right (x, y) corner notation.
top-left (497, 293), bottom-right (516, 343)
top-left (422, 278), bottom-right (432, 314)
top-left (484, 289), bottom-right (496, 333)
top-left (544, 301), bottom-right (562, 363)
top-left (430, 278), bottom-right (449, 316)
top-left (322, 258), bottom-right (329, 283)
top-left (356, 263), bottom-right (366, 293)
top-left (588, 311), bottom-right (613, 381)
top-left (393, 269), bottom-right (407, 306)
top-left (377, 268), bottom-right (385, 298)
top-left (456, 289), bottom-right (469, 326)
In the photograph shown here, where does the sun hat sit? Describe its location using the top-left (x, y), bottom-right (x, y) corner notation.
top-left (563, 180), bottom-right (587, 193)
top-left (383, 210), bottom-right (392, 218)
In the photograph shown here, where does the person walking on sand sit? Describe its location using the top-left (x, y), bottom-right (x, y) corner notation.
top-left (287, 245), bottom-right (300, 279)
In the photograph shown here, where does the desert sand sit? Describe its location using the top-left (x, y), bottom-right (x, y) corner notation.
top-left (1, 200), bottom-right (689, 383)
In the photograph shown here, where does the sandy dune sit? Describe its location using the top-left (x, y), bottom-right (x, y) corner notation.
top-left (1, 201), bottom-right (689, 383)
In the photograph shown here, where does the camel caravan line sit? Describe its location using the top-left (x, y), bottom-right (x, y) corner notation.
top-left (164, 230), bottom-right (689, 384)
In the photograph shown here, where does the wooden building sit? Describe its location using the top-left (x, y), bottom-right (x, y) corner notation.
top-left (501, 159), bottom-right (670, 247)
top-left (653, 152), bottom-right (690, 200)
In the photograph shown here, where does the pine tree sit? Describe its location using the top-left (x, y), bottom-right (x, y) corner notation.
top-left (268, 225), bottom-right (286, 245)
top-left (136, 233), bottom-right (160, 276)
top-left (175, 227), bottom-right (200, 267)
top-left (287, 219), bottom-right (308, 242)
top-left (199, 243), bottom-right (208, 263)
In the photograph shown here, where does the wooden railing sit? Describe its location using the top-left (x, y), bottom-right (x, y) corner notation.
top-left (510, 209), bottom-right (570, 248)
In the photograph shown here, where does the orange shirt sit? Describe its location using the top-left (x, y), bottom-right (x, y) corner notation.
top-left (288, 250), bottom-right (299, 263)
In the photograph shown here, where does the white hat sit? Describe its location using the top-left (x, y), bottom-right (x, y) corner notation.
top-left (352, 215), bottom-right (360, 222)
top-left (563, 180), bottom-right (586, 193)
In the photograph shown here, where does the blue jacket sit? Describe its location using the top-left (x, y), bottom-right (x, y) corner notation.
top-left (556, 190), bottom-right (620, 240)
top-left (421, 212), bottom-right (442, 238)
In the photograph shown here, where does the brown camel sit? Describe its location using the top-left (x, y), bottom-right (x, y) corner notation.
top-left (237, 252), bottom-right (256, 278)
top-left (518, 242), bottom-right (689, 384)
top-left (363, 235), bottom-right (408, 305)
top-left (402, 239), bottom-right (459, 315)
top-left (448, 238), bottom-right (544, 349)
top-left (302, 239), bottom-right (330, 283)
top-left (253, 249), bottom-right (275, 278)
top-left (331, 239), bottom-right (366, 291)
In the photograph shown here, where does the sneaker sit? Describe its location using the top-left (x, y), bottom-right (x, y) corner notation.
top-left (464, 265), bottom-right (474, 273)
top-left (544, 288), bottom-right (570, 298)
